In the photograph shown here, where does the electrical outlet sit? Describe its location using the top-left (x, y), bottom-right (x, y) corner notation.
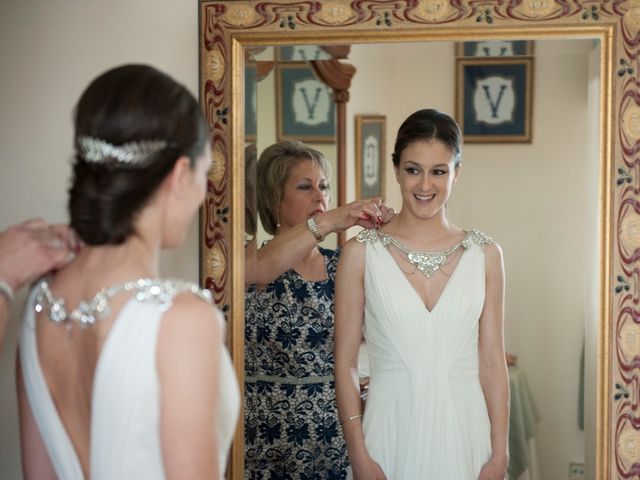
top-left (569, 462), bottom-right (585, 480)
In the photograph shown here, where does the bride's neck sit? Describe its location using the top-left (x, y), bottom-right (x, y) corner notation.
top-left (393, 210), bottom-right (452, 239)
top-left (71, 234), bottom-right (160, 280)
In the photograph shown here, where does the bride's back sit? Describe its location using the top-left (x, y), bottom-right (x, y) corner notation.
top-left (32, 259), bottom-right (147, 475)
top-left (17, 64), bottom-right (238, 480)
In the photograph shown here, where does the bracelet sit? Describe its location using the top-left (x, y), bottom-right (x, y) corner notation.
top-left (306, 216), bottom-right (325, 242)
top-left (0, 279), bottom-right (14, 303)
top-left (340, 414), bottom-right (363, 425)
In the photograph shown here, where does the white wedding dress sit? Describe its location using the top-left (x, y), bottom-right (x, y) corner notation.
top-left (353, 230), bottom-right (493, 479)
top-left (19, 280), bottom-right (239, 480)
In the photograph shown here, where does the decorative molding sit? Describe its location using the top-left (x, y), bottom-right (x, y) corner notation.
top-left (198, 1), bottom-right (636, 478)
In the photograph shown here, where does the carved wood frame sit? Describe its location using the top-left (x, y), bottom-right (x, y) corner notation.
top-left (198, 1), bottom-right (640, 478)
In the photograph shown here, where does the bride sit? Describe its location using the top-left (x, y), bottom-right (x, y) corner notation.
top-left (334, 109), bottom-right (509, 479)
top-left (16, 64), bottom-right (239, 479)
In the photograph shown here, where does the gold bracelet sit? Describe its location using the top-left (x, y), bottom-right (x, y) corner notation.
top-left (340, 414), bottom-right (363, 425)
top-left (306, 216), bottom-right (325, 242)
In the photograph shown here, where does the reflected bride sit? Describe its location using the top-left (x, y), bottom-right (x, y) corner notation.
top-left (335, 109), bottom-right (509, 479)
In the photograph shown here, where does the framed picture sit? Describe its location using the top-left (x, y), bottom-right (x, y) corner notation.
top-left (455, 40), bottom-right (534, 57)
top-left (244, 64), bottom-right (257, 142)
top-left (276, 63), bottom-right (336, 143)
top-left (455, 57), bottom-right (533, 143)
top-left (355, 115), bottom-right (386, 199)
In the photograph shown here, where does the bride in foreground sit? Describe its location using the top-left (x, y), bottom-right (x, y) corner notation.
top-left (17, 64), bottom-right (239, 479)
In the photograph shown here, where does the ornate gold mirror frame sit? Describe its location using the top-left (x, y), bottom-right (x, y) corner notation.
top-left (198, 1), bottom-right (640, 478)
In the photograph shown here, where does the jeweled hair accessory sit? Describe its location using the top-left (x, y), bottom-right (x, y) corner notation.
top-left (78, 136), bottom-right (167, 164)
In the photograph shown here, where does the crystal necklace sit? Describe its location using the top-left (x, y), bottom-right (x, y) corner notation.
top-left (356, 229), bottom-right (492, 278)
top-left (34, 278), bottom-right (212, 329)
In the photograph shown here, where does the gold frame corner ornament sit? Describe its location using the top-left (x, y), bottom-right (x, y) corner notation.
top-left (198, 1), bottom-right (635, 478)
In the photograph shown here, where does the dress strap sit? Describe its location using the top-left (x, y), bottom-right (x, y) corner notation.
top-left (34, 278), bottom-right (212, 329)
top-left (356, 228), bottom-right (493, 248)
top-left (355, 228), bottom-right (379, 245)
top-left (463, 230), bottom-right (493, 249)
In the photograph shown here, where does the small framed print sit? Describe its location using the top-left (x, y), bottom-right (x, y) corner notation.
top-left (355, 115), bottom-right (386, 199)
top-left (455, 40), bottom-right (534, 57)
top-left (455, 57), bottom-right (533, 143)
top-left (276, 63), bottom-right (336, 143)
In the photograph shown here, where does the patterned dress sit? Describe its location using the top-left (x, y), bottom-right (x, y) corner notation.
top-left (244, 247), bottom-right (348, 480)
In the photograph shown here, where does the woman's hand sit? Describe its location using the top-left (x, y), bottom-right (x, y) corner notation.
top-left (315, 198), bottom-right (395, 237)
top-left (0, 219), bottom-right (80, 291)
top-left (351, 456), bottom-right (388, 480)
top-left (477, 454), bottom-right (508, 480)
top-left (246, 198), bottom-right (394, 287)
top-left (378, 202), bottom-right (395, 225)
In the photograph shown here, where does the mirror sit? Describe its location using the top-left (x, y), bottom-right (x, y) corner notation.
top-left (199, 2), bottom-right (637, 479)
top-left (245, 37), bottom-right (599, 480)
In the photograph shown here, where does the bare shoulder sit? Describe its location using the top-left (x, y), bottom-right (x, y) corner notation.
top-left (339, 234), bottom-right (367, 267)
top-left (342, 234), bottom-right (367, 255)
top-left (467, 230), bottom-right (502, 266)
top-left (483, 240), bottom-right (504, 282)
top-left (484, 240), bottom-right (503, 262)
top-left (335, 235), bottom-right (368, 286)
top-left (157, 293), bottom-right (223, 361)
top-left (163, 291), bottom-right (221, 320)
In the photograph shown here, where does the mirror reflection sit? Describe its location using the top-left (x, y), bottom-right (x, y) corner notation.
top-left (243, 38), bottom-right (600, 480)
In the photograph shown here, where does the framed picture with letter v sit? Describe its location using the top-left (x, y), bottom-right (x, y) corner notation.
top-left (276, 63), bottom-right (336, 143)
top-left (455, 57), bottom-right (533, 143)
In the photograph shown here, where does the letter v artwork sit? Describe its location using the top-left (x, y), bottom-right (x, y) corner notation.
top-left (276, 62), bottom-right (336, 143)
top-left (456, 56), bottom-right (533, 143)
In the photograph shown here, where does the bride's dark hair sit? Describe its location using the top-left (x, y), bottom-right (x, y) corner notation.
top-left (392, 109), bottom-right (462, 168)
top-left (69, 64), bottom-right (208, 245)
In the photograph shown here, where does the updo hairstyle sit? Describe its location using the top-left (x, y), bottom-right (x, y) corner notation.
top-left (392, 109), bottom-right (462, 168)
top-left (256, 141), bottom-right (331, 235)
top-left (69, 64), bottom-right (209, 245)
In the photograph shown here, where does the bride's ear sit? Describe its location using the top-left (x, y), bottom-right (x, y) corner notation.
top-left (166, 156), bottom-right (194, 198)
top-left (453, 163), bottom-right (462, 183)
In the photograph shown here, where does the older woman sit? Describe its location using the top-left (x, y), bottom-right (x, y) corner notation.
top-left (244, 141), bottom-right (392, 479)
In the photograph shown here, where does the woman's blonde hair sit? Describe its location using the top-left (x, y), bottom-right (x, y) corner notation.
top-left (256, 141), bottom-right (331, 235)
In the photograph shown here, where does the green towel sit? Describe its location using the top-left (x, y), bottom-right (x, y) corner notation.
top-left (507, 366), bottom-right (541, 479)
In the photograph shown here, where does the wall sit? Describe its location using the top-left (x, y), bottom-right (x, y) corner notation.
top-left (0, 1), bottom-right (201, 476)
top-left (346, 40), bottom-right (596, 480)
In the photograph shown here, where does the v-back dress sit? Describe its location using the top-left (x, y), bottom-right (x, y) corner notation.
top-left (19, 279), bottom-right (240, 480)
top-left (353, 229), bottom-right (494, 479)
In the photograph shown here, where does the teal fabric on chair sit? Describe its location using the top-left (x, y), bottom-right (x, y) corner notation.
top-left (508, 366), bottom-right (541, 480)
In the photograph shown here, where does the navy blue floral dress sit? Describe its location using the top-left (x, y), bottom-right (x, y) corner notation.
top-left (244, 247), bottom-right (348, 479)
